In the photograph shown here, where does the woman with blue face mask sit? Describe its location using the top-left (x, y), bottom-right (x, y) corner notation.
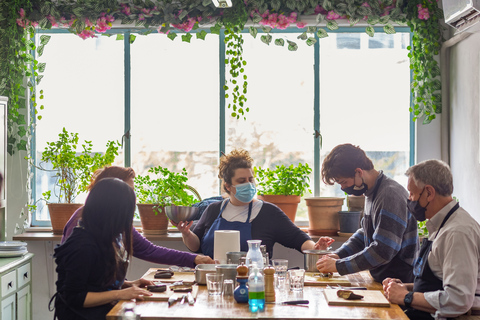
top-left (176, 149), bottom-right (316, 260)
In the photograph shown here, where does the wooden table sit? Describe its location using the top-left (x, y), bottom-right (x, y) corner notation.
top-left (106, 271), bottom-right (408, 320)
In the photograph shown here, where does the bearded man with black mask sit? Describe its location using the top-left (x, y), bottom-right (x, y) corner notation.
top-left (383, 159), bottom-right (480, 320)
top-left (316, 143), bottom-right (418, 283)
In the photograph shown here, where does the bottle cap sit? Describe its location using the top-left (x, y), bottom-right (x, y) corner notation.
top-left (236, 262), bottom-right (249, 279)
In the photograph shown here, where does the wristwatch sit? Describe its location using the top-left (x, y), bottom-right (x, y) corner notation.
top-left (404, 292), bottom-right (414, 308)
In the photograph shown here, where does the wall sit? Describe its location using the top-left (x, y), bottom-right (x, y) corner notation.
top-left (449, 32), bottom-right (480, 222)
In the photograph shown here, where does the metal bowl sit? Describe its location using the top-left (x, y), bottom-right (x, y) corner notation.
top-left (303, 249), bottom-right (331, 272)
top-left (164, 206), bottom-right (200, 224)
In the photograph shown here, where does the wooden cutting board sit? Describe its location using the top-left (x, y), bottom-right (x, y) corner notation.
top-left (323, 289), bottom-right (390, 307)
top-left (143, 284), bottom-right (199, 302)
top-left (142, 268), bottom-right (196, 285)
top-left (304, 272), bottom-right (352, 286)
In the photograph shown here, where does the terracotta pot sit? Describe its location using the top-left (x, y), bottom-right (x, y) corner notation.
top-left (347, 195), bottom-right (365, 212)
top-left (137, 204), bottom-right (168, 235)
top-left (48, 203), bottom-right (83, 235)
top-left (257, 195), bottom-right (300, 223)
top-left (305, 197), bottom-right (344, 236)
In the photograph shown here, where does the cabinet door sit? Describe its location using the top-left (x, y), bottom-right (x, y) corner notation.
top-left (0, 294), bottom-right (15, 320)
top-left (17, 285), bottom-right (31, 320)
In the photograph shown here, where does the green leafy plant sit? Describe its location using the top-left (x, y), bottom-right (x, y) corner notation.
top-left (254, 163), bottom-right (312, 196)
top-left (405, 0), bottom-right (445, 124)
top-left (134, 165), bottom-right (198, 214)
top-left (31, 127), bottom-right (121, 204)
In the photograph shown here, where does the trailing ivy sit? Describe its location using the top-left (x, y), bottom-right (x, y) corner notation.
top-left (0, 0), bottom-right (447, 155)
top-left (0, 0), bottom-right (46, 154)
top-left (405, 0), bottom-right (445, 124)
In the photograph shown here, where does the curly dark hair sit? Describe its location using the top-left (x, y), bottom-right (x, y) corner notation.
top-left (218, 149), bottom-right (253, 194)
top-left (321, 144), bottom-right (374, 185)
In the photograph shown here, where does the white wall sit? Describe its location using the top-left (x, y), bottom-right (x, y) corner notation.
top-left (448, 32), bottom-right (480, 222)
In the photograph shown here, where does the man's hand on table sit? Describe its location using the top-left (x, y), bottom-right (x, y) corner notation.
top-left (382, 278), bottom-right (409, 305)
top-left (316, 255), bottom-right (339, 273)
top-left (195, 254), bottom-right (215, 265)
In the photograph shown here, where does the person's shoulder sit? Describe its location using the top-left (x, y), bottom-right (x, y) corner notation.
top-left (379, 176), bottom-right (408, 198)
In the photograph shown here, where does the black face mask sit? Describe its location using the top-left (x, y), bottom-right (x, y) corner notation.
top-left (407, 188), bottom-right (429, 221)
top-left (341, 177), bottom-right (368, 196)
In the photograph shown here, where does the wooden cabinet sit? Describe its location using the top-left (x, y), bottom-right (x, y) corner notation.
top-left (0, 254), bottom-right (33, 320)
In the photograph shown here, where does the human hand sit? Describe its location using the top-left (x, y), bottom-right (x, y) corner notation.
top-left (194, 255), bottom-right (215, 265)
top-left (382, 277), bottom-right (402, 291)
top-left (177, 221), bottom-right (194, 236)
top-left (384, 281), bottom-right (409, 305)
top-left (118, 286), bottom-right (152, 301)
top-left (314, 237), bottom-right (335, 250)
top-left (316, 255), bottom-right (338, 273)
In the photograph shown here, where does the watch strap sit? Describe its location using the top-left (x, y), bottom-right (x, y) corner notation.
top-left (404, 292), bottom-right (414, 308)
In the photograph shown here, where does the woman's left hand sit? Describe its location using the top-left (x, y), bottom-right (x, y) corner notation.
top-left (124, 278), bottom-right (154, 289)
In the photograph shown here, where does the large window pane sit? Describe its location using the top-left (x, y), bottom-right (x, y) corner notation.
top-left (34, 34), bottom-right (125, 222)
top-left (130, 34), bottom-right (220, 200)
top-left (319, 32), bottom-right (411, 197)
top-left (227, 33), bottom-right (315, 220)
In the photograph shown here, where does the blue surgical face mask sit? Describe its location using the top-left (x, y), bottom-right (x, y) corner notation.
top-left (233, 182), bottom-right (256, 203)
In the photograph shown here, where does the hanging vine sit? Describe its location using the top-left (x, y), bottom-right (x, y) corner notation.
top-left (0, 0), bottom-right (448, 154)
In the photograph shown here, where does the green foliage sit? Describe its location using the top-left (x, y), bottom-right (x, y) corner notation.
top-left (0, 0), bottom-right (46, 155)
top-left (134, 165), bottom-right (197, 214)
top-left (405, 1), bottom-right (445, 124)
top-left (34, 127), bottom-right (121, 204)
top-left (254, 163), bottom-right (312, 196)
top-left (417, 220), bottom-right (428, 238)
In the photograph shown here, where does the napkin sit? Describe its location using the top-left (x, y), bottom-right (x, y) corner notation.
top-left (214, 230), bottom-right (240, 264)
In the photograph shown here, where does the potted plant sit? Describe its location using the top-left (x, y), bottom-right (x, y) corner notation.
top-left (32, 127), bottom-right (121, 234)
top-left (134, 165), bottom-right (199, 235)
top-left (254, 163), bottom-right (312, 222)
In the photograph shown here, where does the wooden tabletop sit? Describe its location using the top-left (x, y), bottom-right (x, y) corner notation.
top-left (106, 271), bottom-right (408, 320)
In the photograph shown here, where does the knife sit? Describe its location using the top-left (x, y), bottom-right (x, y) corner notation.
top-left (266, 300), bottom-right (309, 305)
top-left (168, 294), bottom-right (178, 307)
top-left (187, 292), bottom-right (195, 305)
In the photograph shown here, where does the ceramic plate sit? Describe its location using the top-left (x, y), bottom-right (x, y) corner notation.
top-left (0, 241), bottom-right (27, 248)
top-left (0, 249), bottom-right (27, 257)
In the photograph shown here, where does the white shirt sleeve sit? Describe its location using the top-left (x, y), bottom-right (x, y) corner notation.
top-left (424, 229), bottom-right (479, 318)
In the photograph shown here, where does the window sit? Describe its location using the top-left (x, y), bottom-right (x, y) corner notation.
top-left (31, 27), bottom-right (412, 225)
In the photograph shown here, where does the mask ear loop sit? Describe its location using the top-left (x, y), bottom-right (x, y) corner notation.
top-left (353, 170), bottom-right (364, 189)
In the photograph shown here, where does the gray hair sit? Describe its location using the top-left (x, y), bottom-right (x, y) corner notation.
top-left (405, 159), bottom-right (453, 196)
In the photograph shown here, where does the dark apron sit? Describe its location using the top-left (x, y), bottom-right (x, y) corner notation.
top-left (363, 174), bottom-right (414, 283)
top-left (201, 200), bottom-right (253, 259)
top-left (405, 203), bottom-right (460, 320)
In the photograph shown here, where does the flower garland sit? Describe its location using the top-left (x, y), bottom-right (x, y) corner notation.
top-left (0, 0), bottom-right (446, 153)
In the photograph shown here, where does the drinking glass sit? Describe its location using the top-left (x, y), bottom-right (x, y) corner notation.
top-left (272, 259), bottom-right (288, 290)
top-left (206, 273), bottom-right (224, 295)
top-left (223, 279), bottom-right (234, 297)
top-left (288, 269), bottom-right (305, 292)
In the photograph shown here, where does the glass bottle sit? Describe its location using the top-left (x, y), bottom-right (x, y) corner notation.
top-left (234, 262), bottom-right (249, 303)
top-left (246, 240), bottom-right (264, 270)
top-left (248, 266), bottom-right (265, 312)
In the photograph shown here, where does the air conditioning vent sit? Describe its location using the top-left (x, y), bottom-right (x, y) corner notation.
top-left (443, 0), bottom-right (480, 33)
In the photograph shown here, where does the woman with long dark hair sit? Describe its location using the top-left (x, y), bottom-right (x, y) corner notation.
top-left (52, 178), bottom-right (152, 320)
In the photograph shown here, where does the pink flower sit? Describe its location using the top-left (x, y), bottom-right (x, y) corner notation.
top-left (287, 12), bottom-right (297, 24)
top-left (296, 21), bottom-right (306, 28)
top-left (19, 8), bottom-right (25, 18)
top-left (277, 14), bottom-right (290, 30)
top-left (84, 18), bottom-right (94, 28)
top-left (121, 4), bottom-right (131, 15)
top-left (16, 18), bottom-right (25, 28)
top-left (95, 17), bottom-right (111, 33)
top-left (78, 29), bottom-right (95, 40)
top-left (362, 2), bottom-right (371, 7)
top-left (47, 15), bottom-right (58, 27)
top-left (417, 4), bottom-right (430, 20)
top-left (326, 11), bottom-right (340, 20)
top-left (138, 13), bottom-right (145, 21)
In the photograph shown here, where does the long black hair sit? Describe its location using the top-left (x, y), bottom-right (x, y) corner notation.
top-left (81, 178), bottom-right (136, 287)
